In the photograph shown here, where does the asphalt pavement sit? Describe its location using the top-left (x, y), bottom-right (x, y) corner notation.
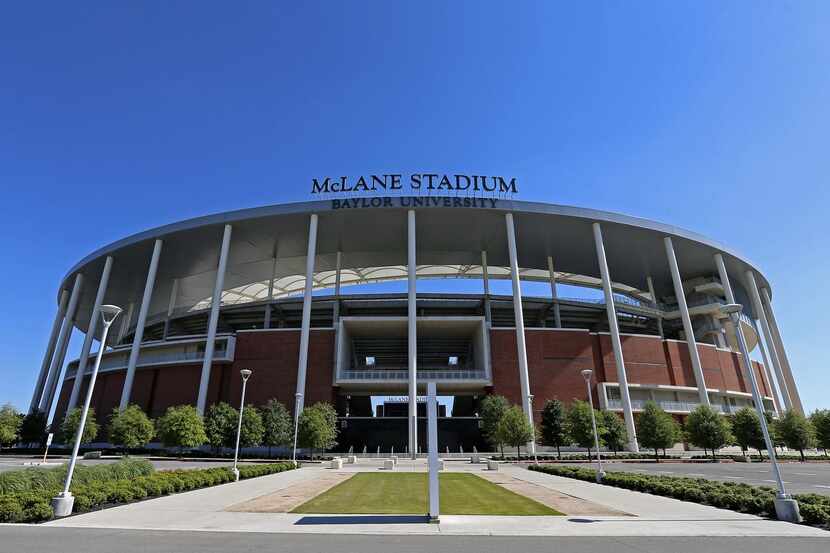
top-left (560, 460), bottom-right (830, 495)
top-left (0, 527), bottom-right (828, 553)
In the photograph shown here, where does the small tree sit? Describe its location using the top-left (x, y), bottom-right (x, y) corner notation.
top-left (810, 409), bottom-right (830, 457)
top-left (731, 407), bottom-right (765, 458)
top-left (0, 404), bottom-right (21, 449)
top-left (637, 401), bottom-right (679, 461)
top-left (204, 402), bottom-right (239, 451)
top-left (60, 407), bottom-right (99, 445)
top-left (156, 405), bottom-right (207, 454)
top-left (496, 405), bottom-right (534, 459)
top-left (600, 410), bottom-right (628, 455)
top-left (109, 405), bottom-right (155, 450)
top-left (479, 395), bottom-right (509, 457)
top-left (239, 405), bottom-right (265, 449)
top-left (566, 400), bottom-right (603, 460)
top-left (19, 411), bottom-right (48, 447)
top-left (540, 399), bottom-right (568, 459)
top-left (686, 405), bottom-right (732, 460)
top-left (297, 402), bottom-right (338, 459)
top-left (261, 399), bottom-right (292, 456)
top-left (776, 410), bottom-right (815, 461)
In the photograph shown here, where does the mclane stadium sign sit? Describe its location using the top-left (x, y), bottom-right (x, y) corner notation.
top-left (311, 173), bottom-right (518, 195)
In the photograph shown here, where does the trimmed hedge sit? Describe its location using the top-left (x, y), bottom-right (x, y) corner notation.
top-left (0, 458), bottom-right (153, 495)
top-left (0, 461), bottom-right (295, 523)
top-left (529, 464), bottom-right (830, 529)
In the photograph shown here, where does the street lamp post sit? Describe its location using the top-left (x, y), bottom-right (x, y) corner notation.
top-left (52, 305), bottom-right (122, 518)
top-left (232, 369), bottom-right (252, 482)
top-left (292, 392), bottom-right (303, 467)
top-left (581, 369), bottom-right (605, 483)
top-left (720, 304), bottom-right (800, 522)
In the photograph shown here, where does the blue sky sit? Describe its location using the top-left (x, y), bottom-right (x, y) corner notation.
top-left (1, 2), bottom-right (828, 414)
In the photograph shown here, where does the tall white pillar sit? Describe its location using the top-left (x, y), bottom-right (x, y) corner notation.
top-left (760, 287), bottom-right (804, 415)
top-left (30, 289), bottom-right (69, 413)
top-left (664, 237), bottom-right (710, 407)
top-left (505, 213), bottom-right (535, 454)
top-left (120, 240), bottom-right (163, 409)
top-left (333, 251), bottom-right (342, 323)
top-left (407, 210), bottom-right (418, 459)
top-left (67, 256), bottom-right (114, 411)
top-left (546, 256), bottom-right (562, 328)
top-left (40, 273), bottom-right (84, 417)
top-left (592, 223), bottom-right (638, 452)
top-left (294, 215), bottom-right (318, 418)
top-left (646, 275), bottom-right (664, 338)
top-left (481, 251), bottom-right (492, 324)
top-left (163, 278), bottom-right (179, 339)
top-left (116, 301), bottom-right (134, 345)
top-left (753, 319), bottom-right (782, 414)
top-left (264, 256), bottom-right (277, 329)
top-left (745, 271), bottom-right (793, 411)
top-left (196, 225), bottom-right (233, 414)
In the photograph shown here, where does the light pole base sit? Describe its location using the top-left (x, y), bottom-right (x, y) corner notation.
top-left (232, 468), bottom-right (240, 482)
top-left (774, 497), bottom-right (802, 523)
top-left (51, 492), bottom-right (75, 518)
top-left (596, 471), bottom-right (606, 484)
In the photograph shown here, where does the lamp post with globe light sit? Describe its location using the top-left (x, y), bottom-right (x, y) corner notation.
top-left (581, 369), bottom-right (605, 483)
top-left (232, 369), bottom-right (252, 481)
top-left (52, 305), bottom-right (122, 517)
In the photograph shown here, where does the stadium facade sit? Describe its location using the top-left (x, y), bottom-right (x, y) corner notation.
top-left (29, 195), bottom-right (803, 453)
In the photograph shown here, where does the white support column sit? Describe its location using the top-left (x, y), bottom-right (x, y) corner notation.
top-left (546, 256), bottom-right (562, 328)
top-left (294, 215), bottom-right (318, 418)
top-left (753, 319), bottom-right (782, 414)
top-left (120, 239), bottom-right (163, 410)
top-left (333, 251), bottom-right (342, 323)
top-left (427, 381), bottom-right (439, 521)
top-left (646, 275), bottom-right (664, 338)
top-left (592, 223), bottom-right (638, 452)
top-left (407, 210), bottom-right (418, 459)
top-left (760, 287), bottom-right (804, 415)
top-left (745, 271), bottom-right (793, 412)
top-left (163, 278), bottom-right (179, 339)
top-left (264, 256), bottom-right (277, 329)
top-left (664, 237), bottom-right (710, 407)
top-left (67, 256), bottom-right (113, 411)
top-left (40, 273), bottom-right (84, 417)
top-left (30, 289), bottom-right (69, 413)
top-left (505, 213), bottom-right (535, 455)
top-left (196, 225), bottom-right (233, 414)
top-left (116, 302), bottom-right (134, 345)
top-left (481, 251), bottom-right (492, 324)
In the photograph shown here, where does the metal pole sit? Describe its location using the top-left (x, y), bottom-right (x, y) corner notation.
top-left (407, 210), bottom-right (418, 459)
top-left (295, 215), bottom-right (318, 419)
top-left (51, 306), bottom-right (121, 518)
top-left (292, 392), bottom-right (303, 467)
top-left (232, 370), bottom-right (251, 481)
top-left (583, 370), bottom-right (605, 482)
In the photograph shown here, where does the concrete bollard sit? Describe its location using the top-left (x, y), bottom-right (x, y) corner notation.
top-left (347, 455), bottom-right (357, 464)
top-left (438, 460), bottom-right (444, 471)
top-left (384, 459), bottom-right (395, 470)
top-left (391, 455), bottom-right (398, 465)
top-left (470, 454), bottom-right (480, 464)
top-left (330, 458), bottom-right (343, 469)
top-left (487, 459), bottom-right (499, 471)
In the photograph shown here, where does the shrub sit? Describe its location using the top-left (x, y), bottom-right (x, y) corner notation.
top-left (685, 405), bottom-right (732, 460)
top-left (156, 405), bottom-right (207, 453)
top-left (566, 400), bottom-right (603, 459)
top-left (600, 410), bottom-right (628, 454)
top-left (496, 405), bottom-right (534, 460)
top-left (18, 411), bottom-right (48, 447)
top-left (776, 411), bottom-right (815, 462)
top-left (205, 402), bottom-right (239, 450)
top-left (540, 399), bottom-right (568, 459)
top-left (60, 407), bottom-right (99, 445)
top-left (109, 405), bottom-right (155, 449)
top-left (0, 404), bottom-right (21, 448)
top-left (261, 399), bottom-right (293, 456)
top-left (636, 401), bottom-right (680, 461)
top-left (810, 409), bottom-right (830, 456)
top-left (479, 395), bottom-right (509, 456)
top-left (297, 403), bottom-right (338, 459)
top-left (0, 457), bottom-right (153, 496)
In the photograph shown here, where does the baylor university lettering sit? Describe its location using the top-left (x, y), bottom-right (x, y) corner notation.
top-left (311, 173), bottom-right (518, 195)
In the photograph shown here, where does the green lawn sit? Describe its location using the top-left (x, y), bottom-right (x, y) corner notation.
top-left (291, 473), bottom-right (563, 516)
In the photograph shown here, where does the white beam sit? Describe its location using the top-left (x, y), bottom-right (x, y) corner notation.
top-left (294, 215), bottom-right (318, 418)
top-left (646, 275), bottom-right (664, 338)
top-left (408, 210), bottom-right (418, 459)
top-left (29, 289), bottom-right (69, 413)
top-left (547, 256), bottom-right (562, 328)
top-left (760, 287), bottom-right (804, 415)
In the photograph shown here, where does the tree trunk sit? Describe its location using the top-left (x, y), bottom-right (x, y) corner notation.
top-left (500, 443), bottom-right (504, 459)
top-left (711, 449), bottom-right (716, 461)
top-left (587, 447), bottom-right (592, 461)
top-left (517, 445), bottom-right (521, 461)
top-left (799, 449), bottom-right (805, 462)
top-left (556, 445), bottom-right (561, 460)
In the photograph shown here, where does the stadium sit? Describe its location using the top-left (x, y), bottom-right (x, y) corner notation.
top-left (28, 194), bottom-right (803, 453)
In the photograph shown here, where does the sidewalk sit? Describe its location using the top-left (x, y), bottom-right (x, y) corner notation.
top-left (43, 460), bottom-right (828, 537)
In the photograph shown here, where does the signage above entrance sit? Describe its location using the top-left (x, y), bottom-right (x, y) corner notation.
top-left (311, 173), bottom-right (518, 196)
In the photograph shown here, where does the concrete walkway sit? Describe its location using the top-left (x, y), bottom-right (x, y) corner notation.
top-left (44, 460), bottom-right (828, 537)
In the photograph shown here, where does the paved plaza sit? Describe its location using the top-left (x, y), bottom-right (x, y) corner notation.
top-left (36, 459), bottom-right (827, 537)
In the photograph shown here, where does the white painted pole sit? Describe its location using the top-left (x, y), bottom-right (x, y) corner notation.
top-left (163, 278), bottom-right (179, 339)
top-left (759, 287), bottom-right (804, 414)
top-left (120, 240), bottom-right (163, 409)
top-left (292, 392), bottom-right (303, 466)
top-left (546, 256), bottom-right (562, 328)
top-left (646, 275), bottom-right (664, 338)
top-left (333, 250), bottom-right (342, 323)
top-left (196, 225), bottom-right (233, 414)
top-left (117, 302), bottom-right (134, 345)
top-left (664, 237), bottom-right (710, 407)
top-left (582, 370), bottom-right (605, 482)
top-left (745, 271), bottom-right (792, 411)
top-left (408, 210), bottom-right (418, 459)
top-left (481, 250), bottom-right (491, 324)
top-left (592, 223), bottom-right (638, 452)
top-left (232, 369), bottom-right (251, 481)
top-left (427, 381), bottom-right (439, 522)
top-left (40, 273), bottom-right (84, 417)
top-left (295, 215), bottom-right (318, 418)
top-left (753, 318), bottom-right (782, 415)
top-left (68, 256), bottom-right (113, 411)
top-left (30, 290), bottom-right (69, 413)
top-left (505, 213), bottom-right (535, 455)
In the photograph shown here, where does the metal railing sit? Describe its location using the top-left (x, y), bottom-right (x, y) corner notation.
top-left (606, 398), bottom-right (728, 414)
top-left (339, 369), bottom-right (488, 381)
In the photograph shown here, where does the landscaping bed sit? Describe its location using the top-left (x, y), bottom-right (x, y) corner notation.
top-left (0, 458), bottom-right (295, 523)
top-left (528, 464), bottom-right (830, 529)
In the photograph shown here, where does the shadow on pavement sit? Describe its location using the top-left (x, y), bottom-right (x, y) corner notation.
top-left (295, 515), bottom-right (429, 525)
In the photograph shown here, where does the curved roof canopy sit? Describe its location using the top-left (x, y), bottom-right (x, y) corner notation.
top-left (59, 197), bottom-right (770, 333)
